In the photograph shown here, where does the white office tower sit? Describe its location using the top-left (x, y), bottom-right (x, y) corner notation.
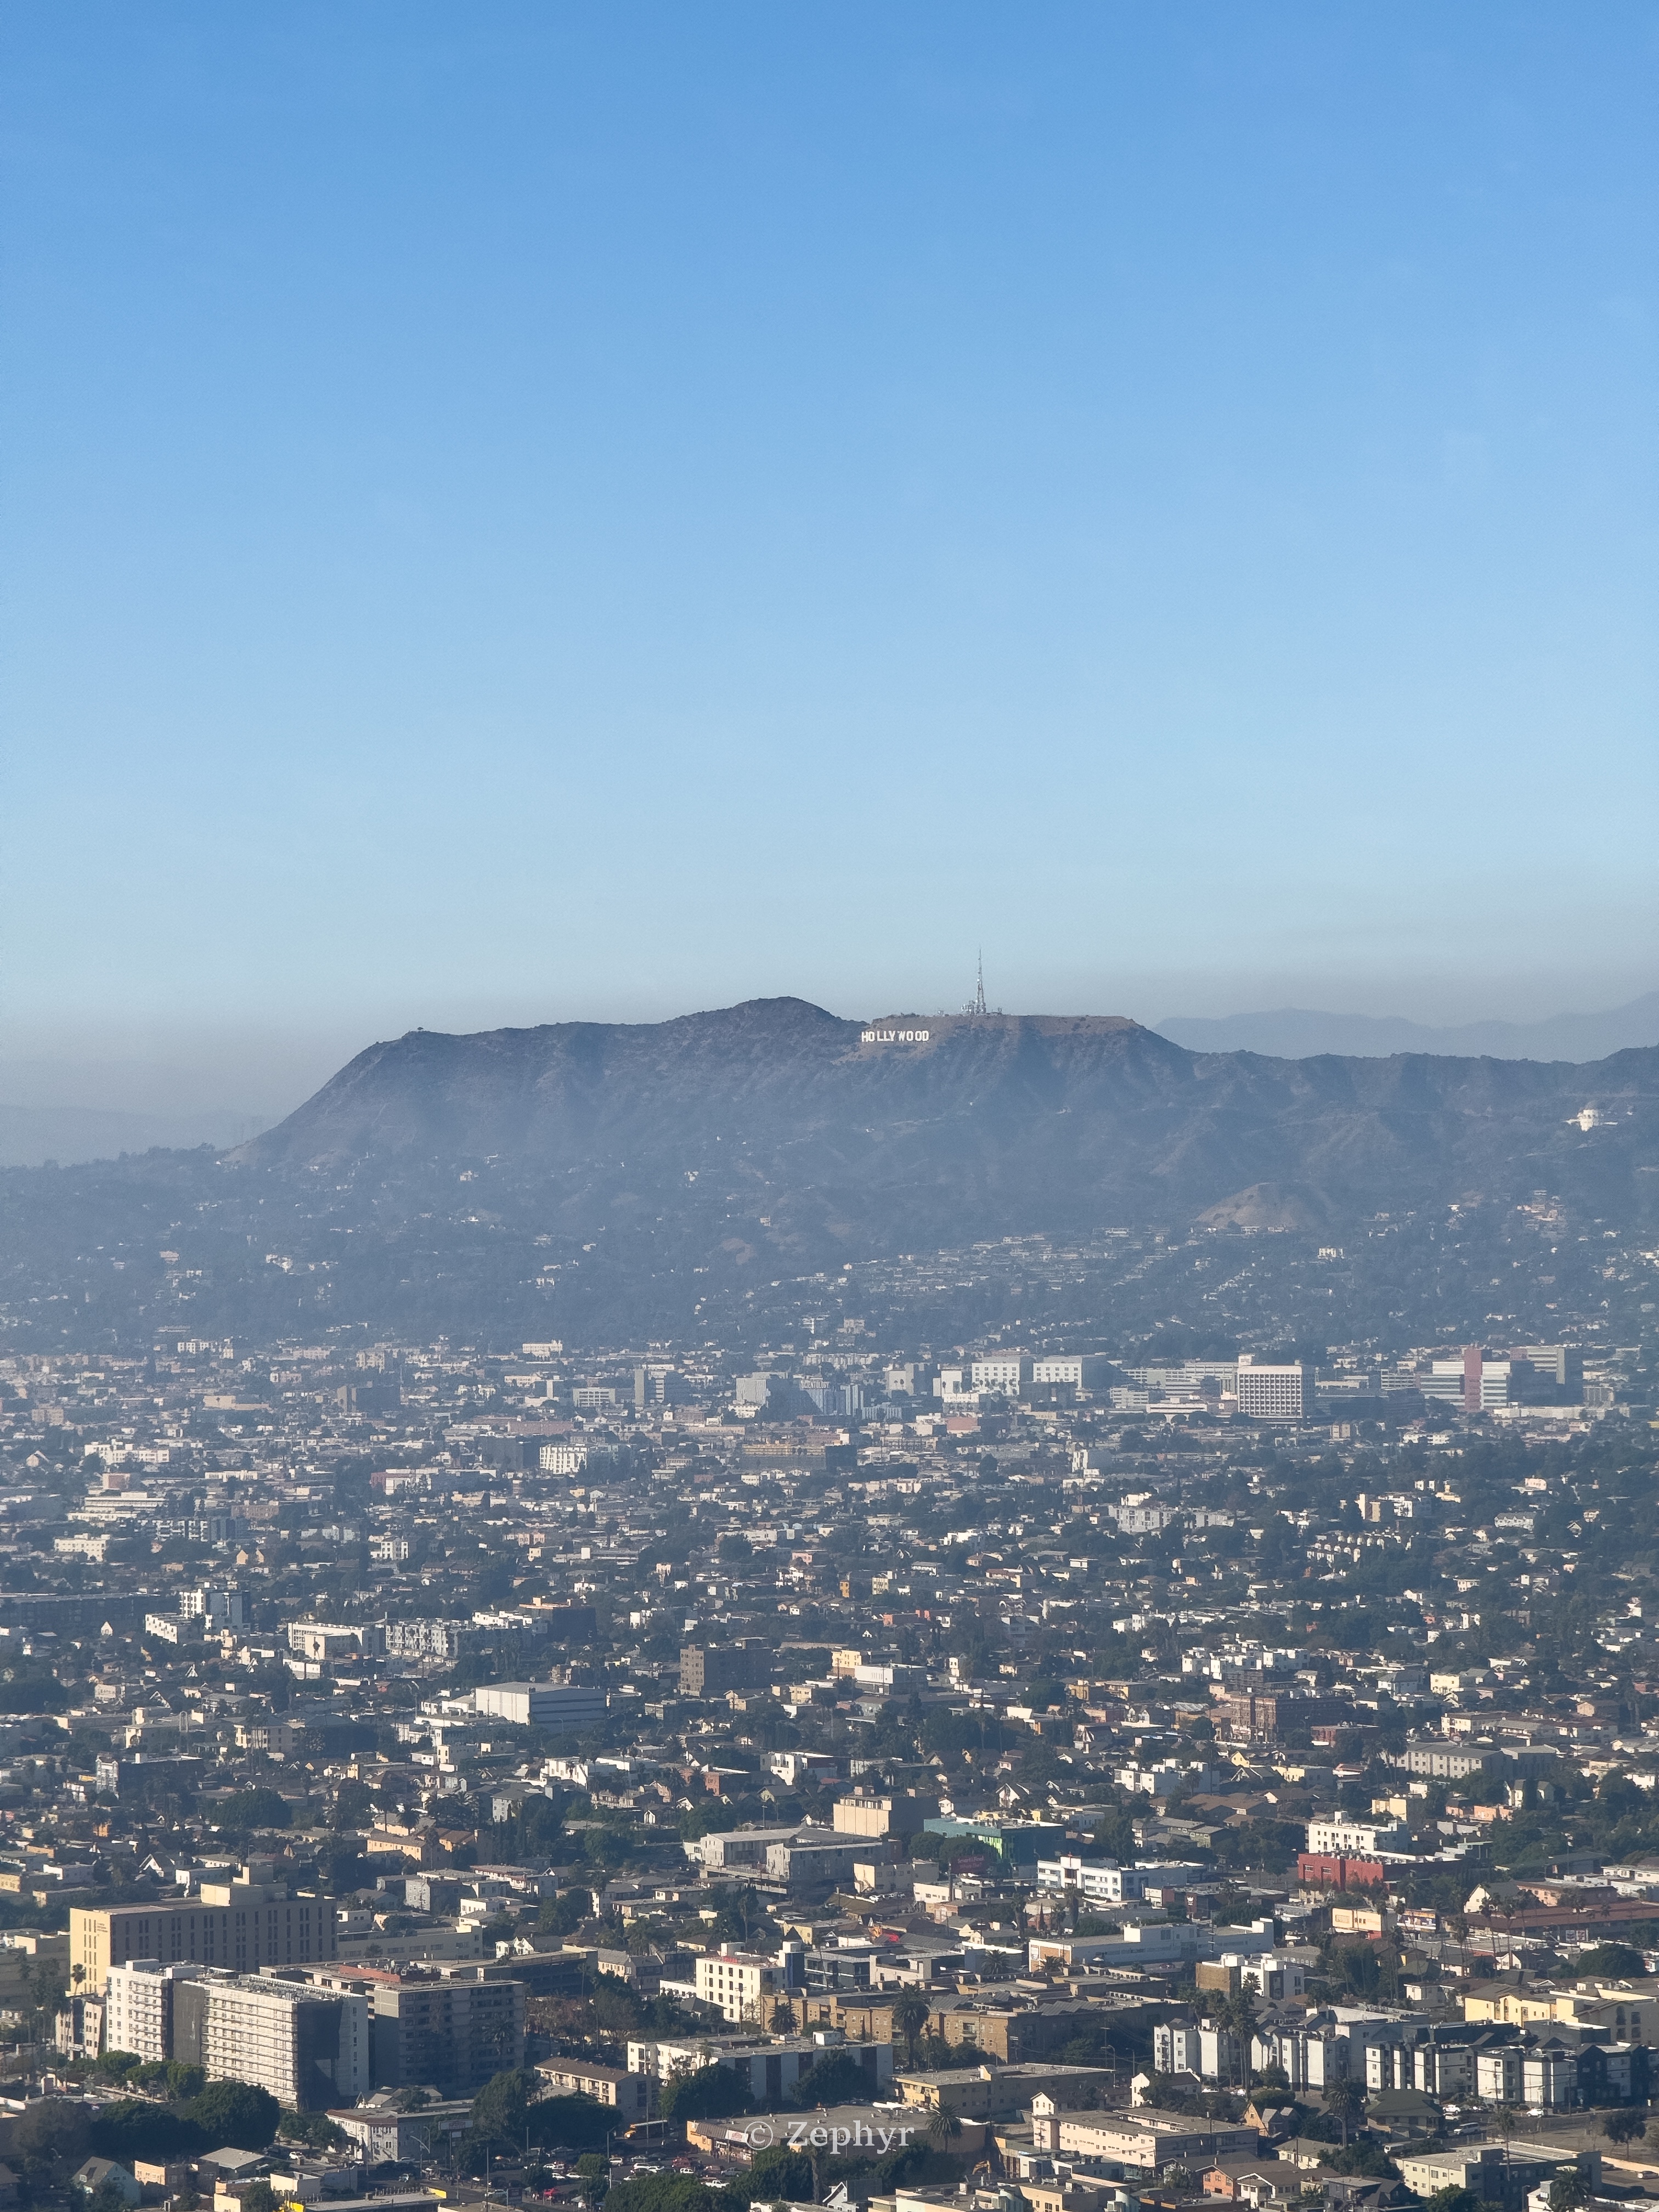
top-left (1235, 1356), bottom-right (1306, 1420)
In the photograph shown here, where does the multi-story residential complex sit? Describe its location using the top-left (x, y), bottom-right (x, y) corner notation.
top-left (627, 2033), bottom-right (889, 2102)
top-left (173, 1972), bottom-right (369, 2111)
top-left (1305, 1818), bottom-right (1409, 1858)
top-left (104, 1959), bottom-right (201, 2062)
top-left (73, 1883), bottom-right (337, 1993)
top-left (104, 1962), bottom-right (366, 2109)
top-left (1029, 2106), bottom-right (1258, 2172)
top-left (695, 1950), bottom-right (786, 2025)
top-left (969, 1356), bottom-right (1033, 1395)
top-left (178, 1584), bottom-right (246, 1626)
top-left (364, 1968), bottom-right (525, 2096)
top-left (1035, 1855), bottom-right (1148, 1903)
top-left (679, 1642), bottom-right (768, 1697)
top-left (831, 1792), bottom-right (935, 1839)
top-left (380, 1619), bottom-right (470, 1662)
top-left (535, 2059), bottom-right (654, 2120)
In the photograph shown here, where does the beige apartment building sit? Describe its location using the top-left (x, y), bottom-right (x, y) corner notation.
top-left (832, 1791), bottom-right (937, 1839)
top-left (72, 1881), bottom-right (337, 1993)
top-left (695, 1949), bottom-right (784, 2025)
top-left (535, 2058), bottom-right (654, 2120)
top-left (1463, 1982), bottom-right (1652, 2040)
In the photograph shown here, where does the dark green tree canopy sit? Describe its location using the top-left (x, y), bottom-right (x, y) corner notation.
top-left (216, 1787), bottom-right (292, 1831)
top-left (89, 2103), bottom-right (204, 2165)
top-left (471, 2068), bottom-right (540, 2148)
top-left (789, 2053), bottom-right (874, 2110)
top-left (1578, 1942), bottom-right (1649, 1979)
top-left (17, 2100), bottom-right (94, 2162)
top-left (532, 2097), bottom-right (613, 2153)
top-left (187, 2080), bottom-right (281, 2152)
top-left (659, 2066), bottom-right (753, 2122)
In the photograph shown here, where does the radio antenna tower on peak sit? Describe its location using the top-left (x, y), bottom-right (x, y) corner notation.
top-left (964, 951), bottom-right (990, 1017)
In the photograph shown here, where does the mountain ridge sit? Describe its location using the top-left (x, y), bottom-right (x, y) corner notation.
top-left (1155, 988), bottom-right (1659, 1062)
top-left (7, 996), bottom-right (1659, 1350)
top-left (236, 995), bottom-right (1659, 1237)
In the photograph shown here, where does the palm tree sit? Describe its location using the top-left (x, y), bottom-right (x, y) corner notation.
top-left (894, 1991), bottom-right (932, 2069)
top-left (927, 2100), bottom-right (963, 2149)
top-left (1221, 1992), bottom-right (1257, 2094)
top-left (1324, 2078), bottom-right (1365, 2148)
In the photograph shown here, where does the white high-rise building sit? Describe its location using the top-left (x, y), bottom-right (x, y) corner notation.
top-left (1235, 1357), bottom-right (1305, 1420)
top-left (104, 1959), bottom-right (201, 2063)
top-left (179, 1585), bottom-right (246, 1627)
top-left (693, 1949), bottom-right (783, 2025)
top-left (174, 1972), bottom-right (369, 2112)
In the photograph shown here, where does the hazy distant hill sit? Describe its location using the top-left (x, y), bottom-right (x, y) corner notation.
top-left (1155, 989), bottom-right (1659, 1062)
top-left (6, 996), bottom-right (1659, 1349)
top-left (0, 1100), bottom-right (268, 1168)
top-left (238, 995), bottom-right (1659, 1234)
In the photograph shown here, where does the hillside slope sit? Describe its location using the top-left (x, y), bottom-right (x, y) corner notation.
top-left (5, 996), bottom-right (1658, 1350)
top-left (238, 995), bottom-right (1659, 1233)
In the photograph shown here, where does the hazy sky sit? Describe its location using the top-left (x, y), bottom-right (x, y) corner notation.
top-left (4, 4), bottom-right (1656, 1113)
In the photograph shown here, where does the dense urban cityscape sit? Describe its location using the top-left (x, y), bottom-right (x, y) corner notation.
top-left (5, 1189), bottom-right (1659, 2212)
top-left (8, 4), bottom-right (1649, 2212)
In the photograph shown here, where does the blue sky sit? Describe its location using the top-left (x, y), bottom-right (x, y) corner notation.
top-left (3, 4), bottom-right (1656, 1113)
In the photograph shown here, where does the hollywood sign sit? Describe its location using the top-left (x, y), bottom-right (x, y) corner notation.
top-left (862, 1028), bottom-right (930, 1043)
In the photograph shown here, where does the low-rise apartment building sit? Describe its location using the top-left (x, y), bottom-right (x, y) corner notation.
top-left (536, 2059), bottom-right (654, 2121)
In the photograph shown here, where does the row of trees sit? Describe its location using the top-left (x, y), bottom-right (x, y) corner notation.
top-left (89, 2081), bottom-right (284, 2163)
top-left (0, 2079), bottom-right (283, 2187)
top-left (87, 2053), bottom-right (206, 2101)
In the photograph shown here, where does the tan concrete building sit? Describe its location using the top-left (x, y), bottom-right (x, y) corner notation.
top-left (780, 1991), bottom-right (897, 2041)
top-left (1031, 2104), bottom-right (1256, 2174)
top-left (895, 2062), bottom-right (1115, 2120)
top-left (536, 2059), bottom-right (653, 2120)
top-left (832, 1792), bottom-right (937, 1839)
top-left (695, 1949), bottom-right (785, 2025)
top-left (924, 1996), bottom-right (1105, 2065)
top-left (72, 1883), bottom-right (337, 1994)
top-left (1025, 2183), bottom-right (1119, 2212)
top-left (1463, 1982), bottom-right (1653, 2041)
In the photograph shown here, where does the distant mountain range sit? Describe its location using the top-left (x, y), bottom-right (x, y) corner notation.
top-left (238, 996), bottom-right (1659, 1235)
top-left (6, 996), bottom-right (1658, 1347)
top-left (5, 988), bottom-right (1650, 1171)
top-left (1154, 989), bottom-right (1659, 1062)
top-left (0, 1100), bottom-right (270, 1169)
